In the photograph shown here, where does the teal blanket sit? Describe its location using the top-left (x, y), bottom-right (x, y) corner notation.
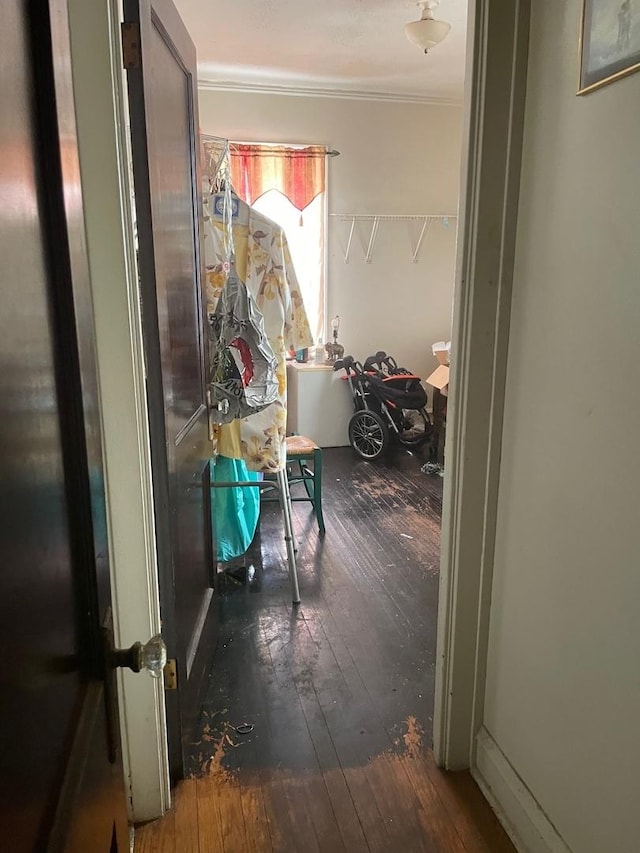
top-left (211, 456), bottom-right (261, 561)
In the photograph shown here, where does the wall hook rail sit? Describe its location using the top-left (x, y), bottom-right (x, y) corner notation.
top-left (330, 214), bottom-right (457, 264)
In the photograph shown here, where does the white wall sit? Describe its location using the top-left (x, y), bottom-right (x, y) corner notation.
top-left (483, 2), bottom-right (640, 851)
top-left (198, 90), bottom-right (462, 380)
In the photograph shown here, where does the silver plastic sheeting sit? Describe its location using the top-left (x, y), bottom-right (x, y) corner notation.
top-left (208, 262), bottom-right (279, 423)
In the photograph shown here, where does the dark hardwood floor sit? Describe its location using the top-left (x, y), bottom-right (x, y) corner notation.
top-left (136, 447), bottom-right (514, 852)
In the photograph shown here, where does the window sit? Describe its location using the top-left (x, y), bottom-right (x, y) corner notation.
top-left (229, 143), bottom-right (327, 343)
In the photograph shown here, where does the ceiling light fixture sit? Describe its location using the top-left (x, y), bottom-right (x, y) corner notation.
top-left (404, 0), bottom-right (451, 54)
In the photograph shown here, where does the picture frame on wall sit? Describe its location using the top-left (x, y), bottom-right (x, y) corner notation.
top-left (579, 0), bottom-right (640, 93)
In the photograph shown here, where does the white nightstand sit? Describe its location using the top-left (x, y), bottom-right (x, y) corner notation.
top-left (286, 362), bottom-right (352, 448)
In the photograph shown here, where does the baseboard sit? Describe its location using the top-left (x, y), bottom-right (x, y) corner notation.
top-left (472, 727), bottom-right (572, 853)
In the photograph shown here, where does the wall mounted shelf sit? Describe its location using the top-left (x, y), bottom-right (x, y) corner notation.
top-left (329, 213), bottom-right (457, 264)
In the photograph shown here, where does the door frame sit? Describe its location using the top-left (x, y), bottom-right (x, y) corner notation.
top-left (66, 0), bottom-right (533, 822)
top-left (66, 0), bottom-right (170, 822)
top-left (433, 0), bottom-right (531, 769)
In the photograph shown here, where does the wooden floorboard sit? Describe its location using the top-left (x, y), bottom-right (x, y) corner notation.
top-left (237, 772), bottom-right (273, 853)
top-left (136, 798), bottom-right (176, 853)
top-left (195, 774), bottom-right (224, 853)
top-left (172, 781), bottom-right (199, 853)
top-left (136, 447), bottom-right (514, 853)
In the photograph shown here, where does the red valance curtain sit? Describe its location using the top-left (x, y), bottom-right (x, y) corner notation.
top-left (229, 144), bottom-right (326, 213)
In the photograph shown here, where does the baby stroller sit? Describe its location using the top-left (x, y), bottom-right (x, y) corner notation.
top-left (334, 351), bottom-right (433, 459)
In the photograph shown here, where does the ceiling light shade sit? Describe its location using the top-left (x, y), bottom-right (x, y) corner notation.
top-left (405, 0), bottom-right (451, 53)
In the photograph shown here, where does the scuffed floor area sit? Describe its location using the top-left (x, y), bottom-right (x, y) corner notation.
top-left (136, 448), bottom-right (514, 852)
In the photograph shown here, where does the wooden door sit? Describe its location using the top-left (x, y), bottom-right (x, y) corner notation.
top-left (123, 0), bottom-right (217, 776)
top-left (0, 1), bottom-right (129, 850)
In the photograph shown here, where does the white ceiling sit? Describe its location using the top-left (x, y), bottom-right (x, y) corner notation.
top-left (174, 0), bottom-right (467, 102)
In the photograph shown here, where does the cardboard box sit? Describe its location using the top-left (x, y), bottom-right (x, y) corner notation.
top-left (425, 364), bottom-right (449, 397)
top-left (426, 341), bottom-right (451, 396)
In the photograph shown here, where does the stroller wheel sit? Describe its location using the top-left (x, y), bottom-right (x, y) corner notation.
top-left (348, 410), bottom-right (389, 459)
top-left (396, 408), bottom-right (432, 449)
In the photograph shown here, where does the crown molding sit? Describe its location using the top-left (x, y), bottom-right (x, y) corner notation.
top-left (197, 78), bottom-right (463, 106)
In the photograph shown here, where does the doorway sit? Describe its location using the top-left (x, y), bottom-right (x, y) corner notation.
top-left (63, 0), bottom-right (531, 842)
top-left (158, 0), bottom-right (463, 834)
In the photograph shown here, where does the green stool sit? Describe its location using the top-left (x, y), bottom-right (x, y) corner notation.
top-left (284, 435), bottom-right (325, 535)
